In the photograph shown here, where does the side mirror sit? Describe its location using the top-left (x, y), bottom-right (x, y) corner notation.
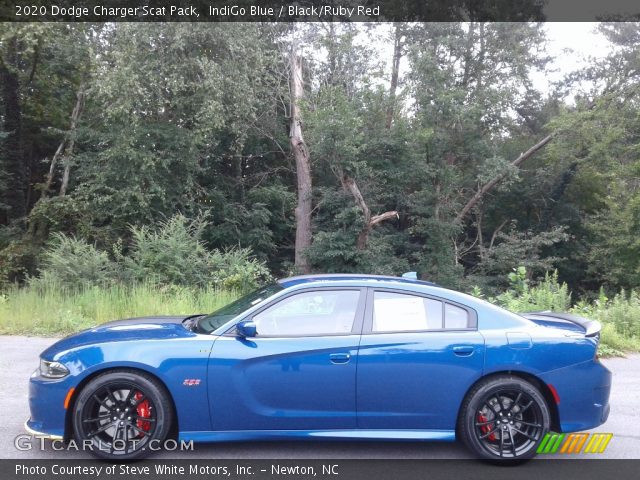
top-left (236, 320), bottom-right (257, 338)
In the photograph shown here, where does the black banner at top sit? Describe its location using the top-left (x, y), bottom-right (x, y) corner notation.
top-left (1, 0), bottom-right (640, 22)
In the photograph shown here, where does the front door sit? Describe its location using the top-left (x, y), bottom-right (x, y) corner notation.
top-left (208, 287), bottom-right (365, 431)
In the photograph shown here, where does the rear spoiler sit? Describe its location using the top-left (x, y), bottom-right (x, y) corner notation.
top-left (522, 311), bottom-right (601, 338)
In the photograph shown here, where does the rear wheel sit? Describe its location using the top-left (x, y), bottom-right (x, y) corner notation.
top-left (72, 370), bottom-right (173, 460)
top-left (459, 376), bottom-right (550, 461)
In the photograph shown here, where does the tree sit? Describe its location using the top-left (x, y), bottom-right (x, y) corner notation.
top-left (0, 30), bottom-right (27, 223)
top-left (545, 23), bottom-right (640, 291)
top-left (403, 22), bottom-right (553, 284)
top-left (65, 24), bottom-right (285, 244)
top-left (289, 46), bottom-right (313, 274)
top-left (385, 24), bottom-right (409, 129)
top-left (455, 133), bottom-right (554, 223)
top-left (2, 21), bottom-right (637, 296)
top-left (0, 24), bottom-right (95, 284)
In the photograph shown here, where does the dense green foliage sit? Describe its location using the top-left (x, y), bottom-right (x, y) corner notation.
top-left (31, 214), bottom-right (271, 291)
top-left (1, 23), bottom-right (640, 348)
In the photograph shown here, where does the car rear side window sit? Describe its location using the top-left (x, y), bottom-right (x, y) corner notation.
top-left (372, 291), bottom-right (443, 332)
top-left (253, 290), bottom-right (360, 336)
top-left (371, 291), bottom-right (474, 332)
top-left (444, 303), bottom-right (471, 329)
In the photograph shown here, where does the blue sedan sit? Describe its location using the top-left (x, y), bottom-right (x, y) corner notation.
top-left (26, 273), bottom-right (611, 461)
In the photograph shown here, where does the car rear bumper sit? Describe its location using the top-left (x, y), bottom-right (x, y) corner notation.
top-left (539, 359), bottom-right (612, 433)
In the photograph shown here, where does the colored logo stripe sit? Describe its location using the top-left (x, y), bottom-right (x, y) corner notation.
top-left (537, 433), bottom-right (565, 453)
top-left (560, 433), bottom-right (589, 453)
top-left (584, 433), bottom-right (613, 453)
top-left (538, 433), bottom-right (612, 454)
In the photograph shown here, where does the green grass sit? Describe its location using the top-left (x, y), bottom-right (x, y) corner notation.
top-left (473, 273), bottom-right (640, 357)
top-left (0, 282), bottom-right (239, 336)
top-left (571, 290), bottom-right (640, 356)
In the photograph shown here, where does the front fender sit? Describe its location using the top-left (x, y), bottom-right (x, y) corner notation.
top-left (28, 335), bottom-right (216, 438)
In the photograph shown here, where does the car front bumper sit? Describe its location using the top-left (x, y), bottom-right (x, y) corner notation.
top-left (26, 369), bottom-right (72, 439)
top-left (24, 419), bottom-right (64, 440)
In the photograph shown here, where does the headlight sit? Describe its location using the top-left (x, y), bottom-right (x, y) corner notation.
top-left (39, 359), bottom-right (69, 379)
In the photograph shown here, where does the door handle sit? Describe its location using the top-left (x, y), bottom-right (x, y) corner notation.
top-left (453, 345), bottom-right (474, 356)
top-left (330, 353), bottom-right (351, 364)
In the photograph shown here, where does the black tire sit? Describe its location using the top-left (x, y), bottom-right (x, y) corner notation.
top-left (458, 375), bottom-right (550, 462)
top-left (72, 370), bottom-right (173, 460)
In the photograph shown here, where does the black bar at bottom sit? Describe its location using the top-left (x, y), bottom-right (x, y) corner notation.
top-left (2, 459), bottom-right (639, 480)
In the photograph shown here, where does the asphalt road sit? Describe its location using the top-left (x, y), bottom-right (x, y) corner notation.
top-left (1, 335), bottom-right (638, 459)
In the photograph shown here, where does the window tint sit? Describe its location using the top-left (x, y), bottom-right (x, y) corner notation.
top-left (444, 303), bottom-right (470, 329)
top-left (372, 291), bottom-right (443, 332)
top-left (253, 290), bottom-right (360, 336)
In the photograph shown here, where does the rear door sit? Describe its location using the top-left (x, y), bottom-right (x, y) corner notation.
top-left (356, 288), bottom-right (485, 430)
top-left (208, 287), bottom-right (366, 431)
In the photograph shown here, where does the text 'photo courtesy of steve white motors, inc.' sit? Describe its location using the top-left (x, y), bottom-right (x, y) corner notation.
top-left (13, 461), bottom-right (339, 477)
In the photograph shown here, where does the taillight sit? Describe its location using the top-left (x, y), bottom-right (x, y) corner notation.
top-left (547, 384), bottom-right (561, 404)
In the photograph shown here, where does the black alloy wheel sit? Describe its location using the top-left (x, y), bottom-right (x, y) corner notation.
top-left (73, 370), bottom-right (173, 460)
top-left (459, 376), bottom-right (550, 461)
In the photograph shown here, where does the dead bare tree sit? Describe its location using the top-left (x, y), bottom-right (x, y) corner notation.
top-left (455, 134), bottom-right (554, 223)
top-left (289, 47), bottom-right (313, 274)
top-left (338, 171), bottom-right (398, 250)
top-left (42, 85), bottom-right (85, 197)
top-left (42, 142), bottom-right (66, 196)
top-left (59, 86), bottom-right (86, 197)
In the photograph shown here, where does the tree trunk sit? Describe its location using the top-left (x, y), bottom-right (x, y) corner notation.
top-left (476, 23), bottom-right (486, 93)
top-left (455, 134), bottom-right (553, 223)
top-left (0, 39), bottom-right (27, 223)
top-left (43, 140), bottom-right (66, 196)
top-left (59, 86), bottom-right (85, 197)
top-left (340, 172), bottom-right (398, 250)
top-left (385, 25), bottom-right (403, 130)
top-left (289, 49), bottom-right (312, 274)
top-left (461, 22), bottom-right (475, 88)
top-left (542, 161), bottom-right (578, 229)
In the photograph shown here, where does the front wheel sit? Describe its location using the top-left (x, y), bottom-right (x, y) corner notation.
top-left (459, 376), bottom-right (550, 461)
top-left (72, 370), bottom-right (173, 460)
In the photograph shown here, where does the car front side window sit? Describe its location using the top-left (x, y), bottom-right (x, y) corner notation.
top-left (252, 290), bottom-right (360, 337)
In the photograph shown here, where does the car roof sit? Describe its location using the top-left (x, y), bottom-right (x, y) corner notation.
top-left (278, 274), bottom-right (439, 289)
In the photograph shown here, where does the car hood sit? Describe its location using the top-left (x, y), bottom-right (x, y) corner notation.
top-left (41, 316), bottom-right (197, 358)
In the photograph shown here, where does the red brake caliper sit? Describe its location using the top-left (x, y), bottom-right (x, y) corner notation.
top-left (134, 392), bottom-right (151, 436)
top-left (478, 413), bottom-right (496, 441)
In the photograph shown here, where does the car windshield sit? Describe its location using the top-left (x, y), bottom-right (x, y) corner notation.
top-left (196, 283), bottom-right (284, 334)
